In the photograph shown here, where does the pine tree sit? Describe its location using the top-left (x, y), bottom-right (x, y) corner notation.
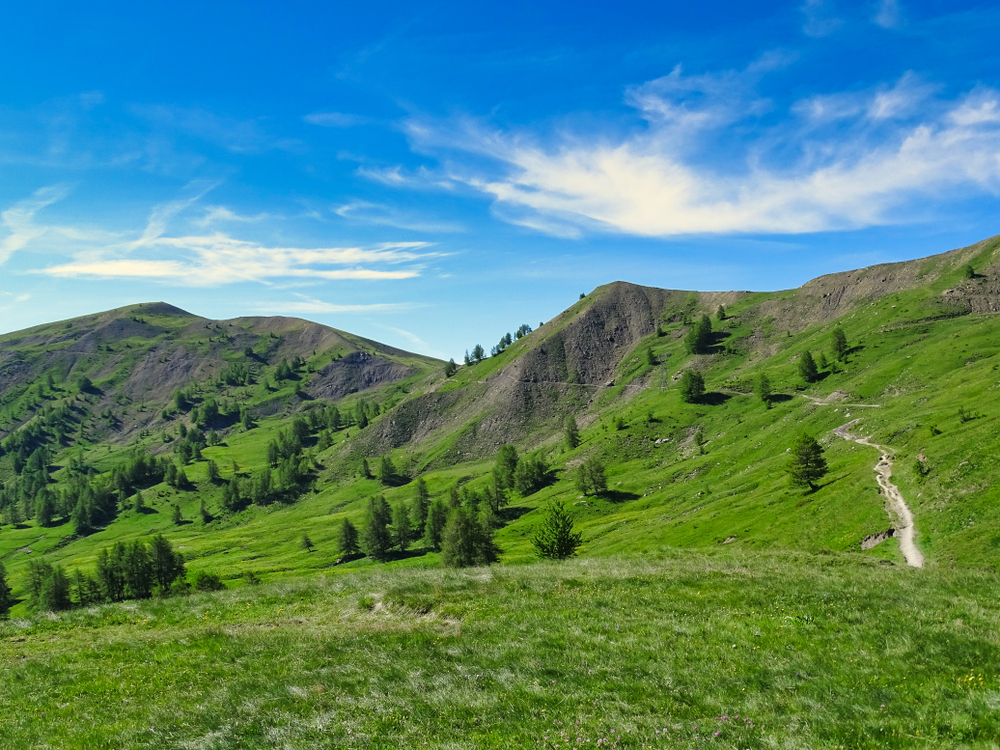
top-left (444, 359), bottom-right (457, 377)
top-left (172, 504), bottom-right (183, 525)
top-left (440, 508), bottom-right (499, 568)
top-left (531, 500), bottom-right (583, 560)
top-left (338, 518), bottom-right (360, 556)
top-left (411, 477), bottom-right (430, 530)
top-left (787, 433), bottom-right (828, 492)
top-left (133, 490), bottom-right (145, 513)
top-left (392, 501), bottom-right (411, 552)
top-left (679, 369), bottom-right (705, 403)
top-left (424, 499), bottom-right (448, 550)
top-left (361, 496), bottom-right (393, 561)
top-left (576, 456), bottom-right (608, 496)
top-left (684, 314), bottom-right (713, 354)
top-left (0, 563), bottom-right (14, 617)
top-left (755, 372), bottom-right (772, 408)
top-left (831, 328), bottom-right (848, 361)
top-left (564, 415), bottom-right (580, 450)
top-left (379, 455), bottom-right (397, 486)
top-left (302, 534), bottom-right (314, 552)
top-left (798, 351), bottom-right (819, 383)
top-left (149, 535), bottom-right (185, 591)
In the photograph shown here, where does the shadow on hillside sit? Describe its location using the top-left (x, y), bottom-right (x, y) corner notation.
top-left (600, 489), bottom-right (641, 503)
top-left (499, 506), bottom-right (533, 523)
top-left (385, 547), bottom-right (432, 562)
top-left (770, 394), bottom-right (794, 404)
top-left (136, 506), bottom-right (158, 515)
top-left (706, 331), bottom-right (731, 355)
top-left (700, 392), bottom-right (732, 406)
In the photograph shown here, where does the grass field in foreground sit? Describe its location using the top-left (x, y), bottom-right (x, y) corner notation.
top-left (1, 550), bottom-right (998, 749)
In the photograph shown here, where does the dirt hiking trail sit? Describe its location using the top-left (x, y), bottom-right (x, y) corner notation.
top-left (834, 419), bottom-right (924, 568)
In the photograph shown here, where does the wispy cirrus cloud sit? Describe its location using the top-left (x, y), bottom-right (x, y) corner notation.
top-left (0, 185), bottom-right (441, 286)
top-left (44, 234), bottom-right (437, 286)
top-left (377, 64), bottom-right (1000, 237)
top-left (334, 200), bottom-right (463, 233)
top-left (258, 294), bottom-right (417, 315)
top-left (0, 184), bottom-right (72, 264)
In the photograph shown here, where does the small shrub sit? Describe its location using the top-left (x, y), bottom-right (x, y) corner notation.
top-left (193, 572), bottom-right (226, 592)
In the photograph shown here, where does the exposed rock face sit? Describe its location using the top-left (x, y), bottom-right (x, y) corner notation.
top-left (309, 352), bottom-right (415, 401)
top-left (356, 282), bottom-right (682, 462)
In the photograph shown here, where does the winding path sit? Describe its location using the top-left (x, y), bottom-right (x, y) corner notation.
top-left (833, 419), bottom-right (924, 568)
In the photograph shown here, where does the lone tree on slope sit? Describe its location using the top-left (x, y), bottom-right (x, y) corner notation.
top-left (532, 500), bottom-right (583, 560)
top-left (679, 369), bottom-right (705, 403)
top-left (787, 433), bottom-right (828, 492)
top-left (831, 328), bottom-right (848, 362)
top-left (798, 351), bottom-right (819, 383)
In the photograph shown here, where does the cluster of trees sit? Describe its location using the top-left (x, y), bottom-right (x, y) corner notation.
top-left (464, 324), bottom-right (534, 366)
top-left (23, 535), bottom-right (186, 612)
top-left (342, 485), bottom-right (498, 568)
top-left (491, 444), bottom-right (551, 504)
top-left (274, 356), bottom-right (306, 382)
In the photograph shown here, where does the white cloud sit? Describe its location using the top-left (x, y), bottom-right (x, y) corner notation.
top-left (194, 206), bottom-right (275, 227)
top-left (0, 184), bottom-right (71, 265)
top-left (0, 185), bottom-right (442, 286)
top-left (390, 66), bottom-right (1000, 237)
top-left (44, 235), bottom-right (437, 286)
top-left (259, 295), bottom-right (415, 314)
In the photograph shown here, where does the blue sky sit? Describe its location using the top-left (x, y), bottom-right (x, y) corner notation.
top-left (2, 0), bottom-right (999, 359)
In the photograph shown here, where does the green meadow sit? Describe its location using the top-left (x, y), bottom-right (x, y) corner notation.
top-left (2, 552), bottom-right (998, 748)
top-left (2, 241), bottom-right (1000, 747)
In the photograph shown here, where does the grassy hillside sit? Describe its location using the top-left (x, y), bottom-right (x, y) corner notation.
top-left (2, 551), bottom-right (998, 748)
top-left (1, 235), bottom-right (999, 602)
top-left (2, 236), bottom-right (1000, 749)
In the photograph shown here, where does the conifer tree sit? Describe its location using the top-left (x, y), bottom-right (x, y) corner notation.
top-left (755, 372), bottom-right (772, 408)
top-left (361, 496), bottom-right (393, 561)
top-left (831, 328), bottom-right (848, 361)
top-left (392, 501), bottom-right (411, 552)
top-left (564, 415), bottom-right (580, 450)
top-left (411, 477), bottom-right (430, 530)
top-left (441, 507), bottom-right (499, 568)
top-left (799, 351), bottom-right (819, 383)
top-left (679, 369), bottom-right (705, 403)
top-left (0, 563), bottom-right (14, 617)
top-left (787, 433), bottom-right (828, 492)
top-left (379, 455), bottom-right (397, 486)
top-left (576, 456), bottom-right (608, 496)
top-left (424, 499), bottom-right (448, 550)
top-left (531, 500), bottom-right (583, 560)
top-left (339, 518), bottom-right (360, 556)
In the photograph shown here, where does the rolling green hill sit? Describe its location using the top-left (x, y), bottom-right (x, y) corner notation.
top-left (2, 234), bottom-right (1000, 747)
top-left (2, 235), bottom-right (1000, 603)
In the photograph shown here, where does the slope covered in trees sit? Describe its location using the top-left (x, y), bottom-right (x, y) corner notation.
top-left (1, 233), bottom-right (1000, 617)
